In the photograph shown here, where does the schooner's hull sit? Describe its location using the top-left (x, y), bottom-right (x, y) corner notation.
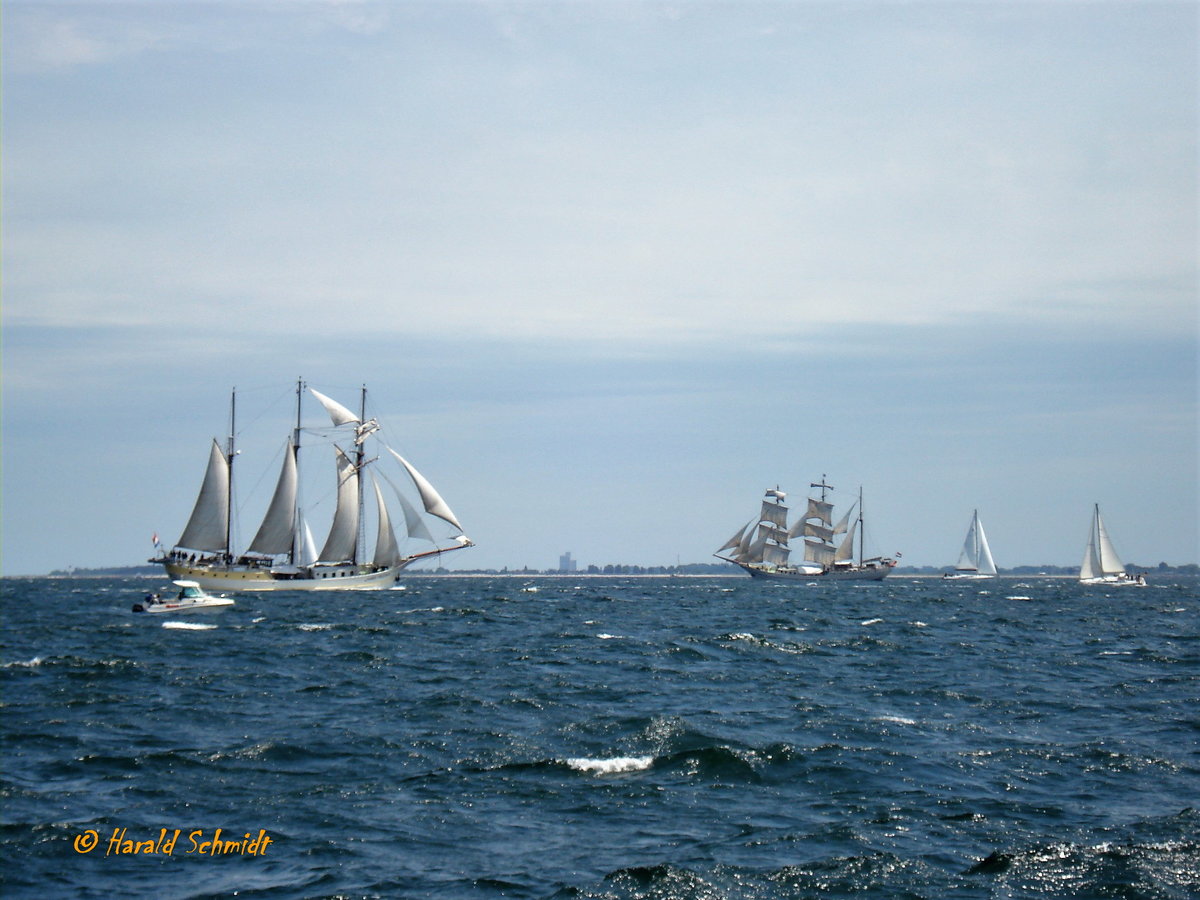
top-left (161, 560), bottom-right (409, 592)
top-left (736, 561), bottom-right (893, 582)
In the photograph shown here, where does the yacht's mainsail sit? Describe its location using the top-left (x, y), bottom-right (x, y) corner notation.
top-left (156, 381), bottom-right (473, 591)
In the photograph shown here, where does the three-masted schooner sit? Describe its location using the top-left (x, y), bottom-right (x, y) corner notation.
top-left (153, 381), bottom-right (472, 591)
top-left (714, 478), bottom-right (896, 581)
top-left (1079, 504), bottom-right (1145, 586)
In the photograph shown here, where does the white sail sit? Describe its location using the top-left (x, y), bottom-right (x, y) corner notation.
top-left (247, 440), bottom-right (298, 556)
top-left (718, 519), bottom-right (753, 553)
top-left (806, 498), bottom-right (834, 527)
top-left (804, 522), bottom-right (835, 543)
top-left (1095, 509), bottom-right (1125, 575)
top-left (318, 447), bottom-right (360, 562)
top-left (370, 476), bottom-right (401, 568)
top-left (834, 518), bottom-right (859, 562)
top-left (743, 533), bottom-right (767, 564)
top-left (310, 388), bottom-right (360, 427)
top-left (805, 538), bottom-right (835, 565)
top-left (760, 500), bottom-right (788, 529)
top-left (1080, 539), bottom-right (1099, 580)
top-left (956, 511), bottom-right (997, 575)
top-left (176, 439), bottom-right (230, 553)
top-left (832, 502), bottom-right (856, 536)
top-left (296, 510), bottom-right (319, 567)
top-left (757, 524), bottom-right (789, 546)
top-left (387, 448), bottom-right (464, 532)
top-left (763, 543), bottom-right (790, 566)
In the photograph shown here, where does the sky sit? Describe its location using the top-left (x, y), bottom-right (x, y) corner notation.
top-left (2, 0), bottom-right (1197, 575)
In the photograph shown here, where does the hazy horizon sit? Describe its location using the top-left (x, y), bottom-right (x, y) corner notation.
top-left (3, 1), bottom-right (1196, 576)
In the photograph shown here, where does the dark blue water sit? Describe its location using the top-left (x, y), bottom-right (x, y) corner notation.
top-left (2, 575), bottom-right (1197, 899)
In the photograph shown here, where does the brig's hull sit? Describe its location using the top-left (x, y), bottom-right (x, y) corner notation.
top-left (737, 562), bottom-right (893, 582)
top-left (161, 560), bottom-right (409, 592)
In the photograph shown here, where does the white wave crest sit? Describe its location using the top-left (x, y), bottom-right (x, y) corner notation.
top-left (298, 623), bottom-right (333, 631)
top-left (565, 755), bottom-right (654, 775)
top-left (162, 621), bottom-right (217, 630)
top-left (861, 618), bottom-right (883, 626)
top-left (4, 656), bottom-right (44, 668)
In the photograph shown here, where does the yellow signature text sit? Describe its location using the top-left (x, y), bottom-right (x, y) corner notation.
top-left (73, 827), bottom-right (273, 857)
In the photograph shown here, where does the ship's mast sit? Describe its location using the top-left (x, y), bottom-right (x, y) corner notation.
top-left (291, 377), bottom-right (305, 565)
top-left (857, 485), bottom-right (864, 566)
top-left (225, 387), bottom-right (237, 564)
top-left (355, 384), bottom-right (367, 566)
top-left (810, 475), bottom-right (832, 502)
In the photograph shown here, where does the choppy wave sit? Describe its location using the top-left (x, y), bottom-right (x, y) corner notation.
top-left (2, 574), bottom-right (1196, 899)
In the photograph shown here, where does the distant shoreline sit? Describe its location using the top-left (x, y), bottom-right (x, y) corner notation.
top-left (13, 565), bottom-right (1199, 580)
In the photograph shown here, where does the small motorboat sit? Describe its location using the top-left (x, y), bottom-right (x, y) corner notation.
top-left (133, 580), bottom-right (235, 613)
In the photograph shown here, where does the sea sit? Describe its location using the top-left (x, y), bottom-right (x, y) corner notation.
top-left (1, 574), bottom-right (1197, 900)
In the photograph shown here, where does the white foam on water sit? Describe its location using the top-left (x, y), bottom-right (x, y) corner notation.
top-left (861, 618), bottom-right (883, 626)
top-left (596, 633), bottom-right (620, 640)
top-left (565, 756), bottom-right (654, 775)
top-left (4, 656), bottom-right (44, 668)
top-left (162, 621), bottom-right (217, 631)
top-left (298, 623), bottom-right (332, 631)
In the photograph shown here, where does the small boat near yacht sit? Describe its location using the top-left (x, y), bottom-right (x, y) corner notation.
top-left (133, 581), bottom-right (235, 613)
top-left (944, 510), bottom-right (997, 579)
top-left (715, 479), bottom-right (896, 581)
top-left (1079, 504), bottom-right (1145, 586)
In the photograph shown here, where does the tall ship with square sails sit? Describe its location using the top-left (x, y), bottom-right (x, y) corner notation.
top-left (715, 478), bottom-right (896, 581)
top-left (153, 381), bottom-right (472, 591)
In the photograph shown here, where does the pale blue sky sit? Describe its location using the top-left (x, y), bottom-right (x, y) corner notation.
top-left (3, 0), bottom-right (1196, 574)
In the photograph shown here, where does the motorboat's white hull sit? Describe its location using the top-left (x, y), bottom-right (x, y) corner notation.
top-left (161, 560), bottom-right (409, 592)
top-left (134, 596), bottom-right (235, 613)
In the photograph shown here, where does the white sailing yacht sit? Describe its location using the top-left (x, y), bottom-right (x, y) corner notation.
top-left (1079, 504), bottom-right (1145, 586)
top-left (714, 478), bottom-right (896, 581)
top-left (944, 510), bottom-right (997, 579)
top-left (153, 381), bottom-right (472, 591)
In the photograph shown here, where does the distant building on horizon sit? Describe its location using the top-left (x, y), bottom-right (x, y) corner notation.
top-left (558, 552), bottom-right (577, 573)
